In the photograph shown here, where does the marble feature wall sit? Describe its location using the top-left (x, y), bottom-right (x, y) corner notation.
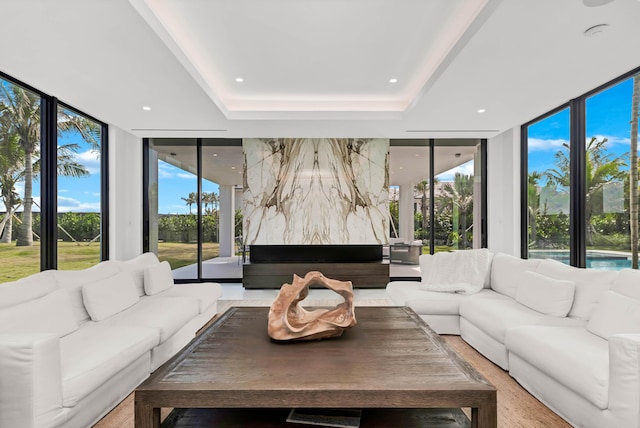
top-left (243, 138), bottom-right (389, 245)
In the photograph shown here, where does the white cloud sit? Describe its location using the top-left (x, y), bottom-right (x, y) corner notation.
top-left (177, 173), bottom-right (196, 179)
top-left (57, 195), bottom-right (100, 212)
top-left (587, 134), bottom-right (630, 147)
top-left (527, 138), bottom-right (568, 152)
top-left (158, 162), bottom-right (176, 179)
top-left (73, 150), bottom-right (101, 175)
top-left (437, 161), bottom-right (475, 181)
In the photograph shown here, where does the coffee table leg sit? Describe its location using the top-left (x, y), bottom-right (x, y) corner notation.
top-left (472, 403), bottom-right (497, 428)
top-left (134, 402), bottom-right (160, 428)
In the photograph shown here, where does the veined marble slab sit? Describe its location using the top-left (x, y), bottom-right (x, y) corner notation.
top-left (243, 138), bottom-right (389, 245)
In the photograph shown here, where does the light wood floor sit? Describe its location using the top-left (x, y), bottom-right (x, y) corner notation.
top-left (94, 305), bottom-right (570, 428)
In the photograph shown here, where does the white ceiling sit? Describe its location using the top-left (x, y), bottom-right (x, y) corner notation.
top-left (0, 0), bottom-right (639, 139)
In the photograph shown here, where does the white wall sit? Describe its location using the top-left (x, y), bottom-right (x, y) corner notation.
top-left (108, 126), bottom-right (143, 261)
top-left (487, 127), bottom-right (520, 256)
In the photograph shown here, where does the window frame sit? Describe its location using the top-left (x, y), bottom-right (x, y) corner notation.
top-left (521, 65), bottom-right (640, 267)
top-left (0, 69), bottom-right (109, 271)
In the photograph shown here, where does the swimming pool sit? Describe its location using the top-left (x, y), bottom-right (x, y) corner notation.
top-left (528, 250), bottom-right (632, 270)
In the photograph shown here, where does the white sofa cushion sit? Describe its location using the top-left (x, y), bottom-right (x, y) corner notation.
top-left (490, 253), bottom-right (542, 298)
top-left (118, 252), bottom-right (160, 296)
top-left (386, 281), bottom-right (510, 315)
top-left (60, 323), bottom-right (158, 407)
top-left (506, 325), bottom-right (609, 410)
top-left (611, 268), bottom-right (640, 299)
top-left (0, 289), bottom-right (78, 337)
top-left (101, 296), bottom-right (199, 342)
top-left (82, 272), bottom-right (140, 321)
top-left (515, 271), bottom-right (575, 317)
top-left (587, 291), bottom-right (640, 340)
top-left (54, 261), bottom-right (122, 323)
top-left (459, 298), bottom-right (585, 344)
top-left (536, 259), bottom-right (617, 320)
top-left (419, 249), bottom-right (493, 294)
top-left (144, 261), bottom-right (174, 296)
top-left (0, 270), bottom-right (58, 309)
top-left (156, 283), bottom-right (223, 313)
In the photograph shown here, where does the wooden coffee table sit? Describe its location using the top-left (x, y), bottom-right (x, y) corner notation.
top-left (135, 307), bottom-right (496, 427)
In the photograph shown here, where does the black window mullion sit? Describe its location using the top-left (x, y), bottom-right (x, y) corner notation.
top-left (142, 138), bottom-right (150, 253)
top-left (197, 138), bottom-right (203, 280)
top-left (40, 96), bottom-right (57, 270)
top-left (570, 98), bottom-right (586, 268)
top-left (520, 127), bottom-right (529, 259)
top-left (481, 138), bottom-right (488, 248)
top-left (429, 139), bottom-right (435, 255)
top-left (100, 123), bottom-right (109, 261)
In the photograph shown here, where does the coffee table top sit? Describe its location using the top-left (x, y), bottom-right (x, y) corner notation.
top-left (136, 306), bottom-right (495, 410)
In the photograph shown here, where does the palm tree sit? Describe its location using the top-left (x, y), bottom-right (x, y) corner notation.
top-left (528, 171), bottom-right (542, 247)
top-left (181, 192), bottom-right (197, 214)
top-left (414, 180), bottom-right (429, 240)
top-left (0, 113), bottom-right (23, 242)
top-left (630, 74), bottom-right (640, 268)
top-left (440, 173), bottom-right (474, 248)
top-left (546, 137), bottom-right (626, 245)
top-left (201, 191), bottom-right (218, 216)
top-left (0, 84), bottom-right (99, 246)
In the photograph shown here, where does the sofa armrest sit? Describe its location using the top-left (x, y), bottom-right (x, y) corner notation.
top-left (0, 333), bottom-right (66, 428)
top-left (608, 334), bottom-right (640, 424)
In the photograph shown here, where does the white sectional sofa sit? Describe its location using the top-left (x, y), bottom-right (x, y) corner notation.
top-left (386, 251), bottom-right (640, 428)
top-left (0, 253), bottom-right (223, 428)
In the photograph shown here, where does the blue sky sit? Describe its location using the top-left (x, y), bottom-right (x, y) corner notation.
top-left (528, 77), bottom-right (635, 184)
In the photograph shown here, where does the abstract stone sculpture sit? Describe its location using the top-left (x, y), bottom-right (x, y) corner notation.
top-left (268, 271), bottom-right (357, 341)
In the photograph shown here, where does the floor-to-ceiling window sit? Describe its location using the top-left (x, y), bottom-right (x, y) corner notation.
top-left (0, 72), bottom-right (108, 283)
top-left (0, 78), bottom-right (42, 281)
top-left (585, 76), bottom-right (637, 269)
top-left (522, 66), bottom-right (640, 270)
top-left (56, 106), bottom-right (104, 270)
top-left (524, 107), bottom-right (571, 263)
top-left (386, 139), bottom-right (487, 277)
top-left (145, 138), bottom-right (242, 282)
top-left (433, 140), bottom-right (485, 252)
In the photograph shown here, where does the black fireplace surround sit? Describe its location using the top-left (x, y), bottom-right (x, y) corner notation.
top-left (243, 244), bottom-right (388, 289)
top-left (249, 244), bottom-right (382, 263)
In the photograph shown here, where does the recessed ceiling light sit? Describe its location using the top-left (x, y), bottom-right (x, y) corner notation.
top-left (231, 166), bottom-right (236, 170)
top-left (142, 106), bottom-right (151, 111)
top-left (235, 77), bottom-right (244, 83)
top-left (477, 108), bottom-right (486, 113)
top-left (389, 78), bottom-right (398, 84)
top-left (415, 154), bottom-right (420, 157)
top-left (212, 153), bottom-right (218, 157)
top-left (584, 24), bottom-right (609, 37)
top-left (399, 166), bottom-right (404, 170)
top-left (455, 153), bottom-right (461, 158)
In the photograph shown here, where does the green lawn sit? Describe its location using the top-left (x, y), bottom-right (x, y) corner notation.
top-left (0, 241), bottom-right (222, 283)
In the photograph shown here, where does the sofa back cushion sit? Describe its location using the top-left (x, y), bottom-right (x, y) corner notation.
top-left (82, 271), bottom-right (140, 321)
top-left (117, 252), bottom-right (160, 296)
top-left (587, 291), bottom-right (640, 339)
top-left (144, 261), bottom-right (174, 295)
top-left (0, 288), bottom-right (78, 337)
top-left (536, 259), bottom-right (616, 320)
top-left (490, 253), bottom-right (542, 298)
top-left (611, 268), bottom-right (640, 300)
top-left (54, 261), bottom-right (121, 323)
top-left (419, 249), bottom-right (493, 294)
top-left (0, 270), bottom-right (58, 309)
top-left (515, 271), bottom-right (575, 317)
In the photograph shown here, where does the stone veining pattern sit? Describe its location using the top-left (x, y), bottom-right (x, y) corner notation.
top-left (243, 138), bottom-right (389, 245)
